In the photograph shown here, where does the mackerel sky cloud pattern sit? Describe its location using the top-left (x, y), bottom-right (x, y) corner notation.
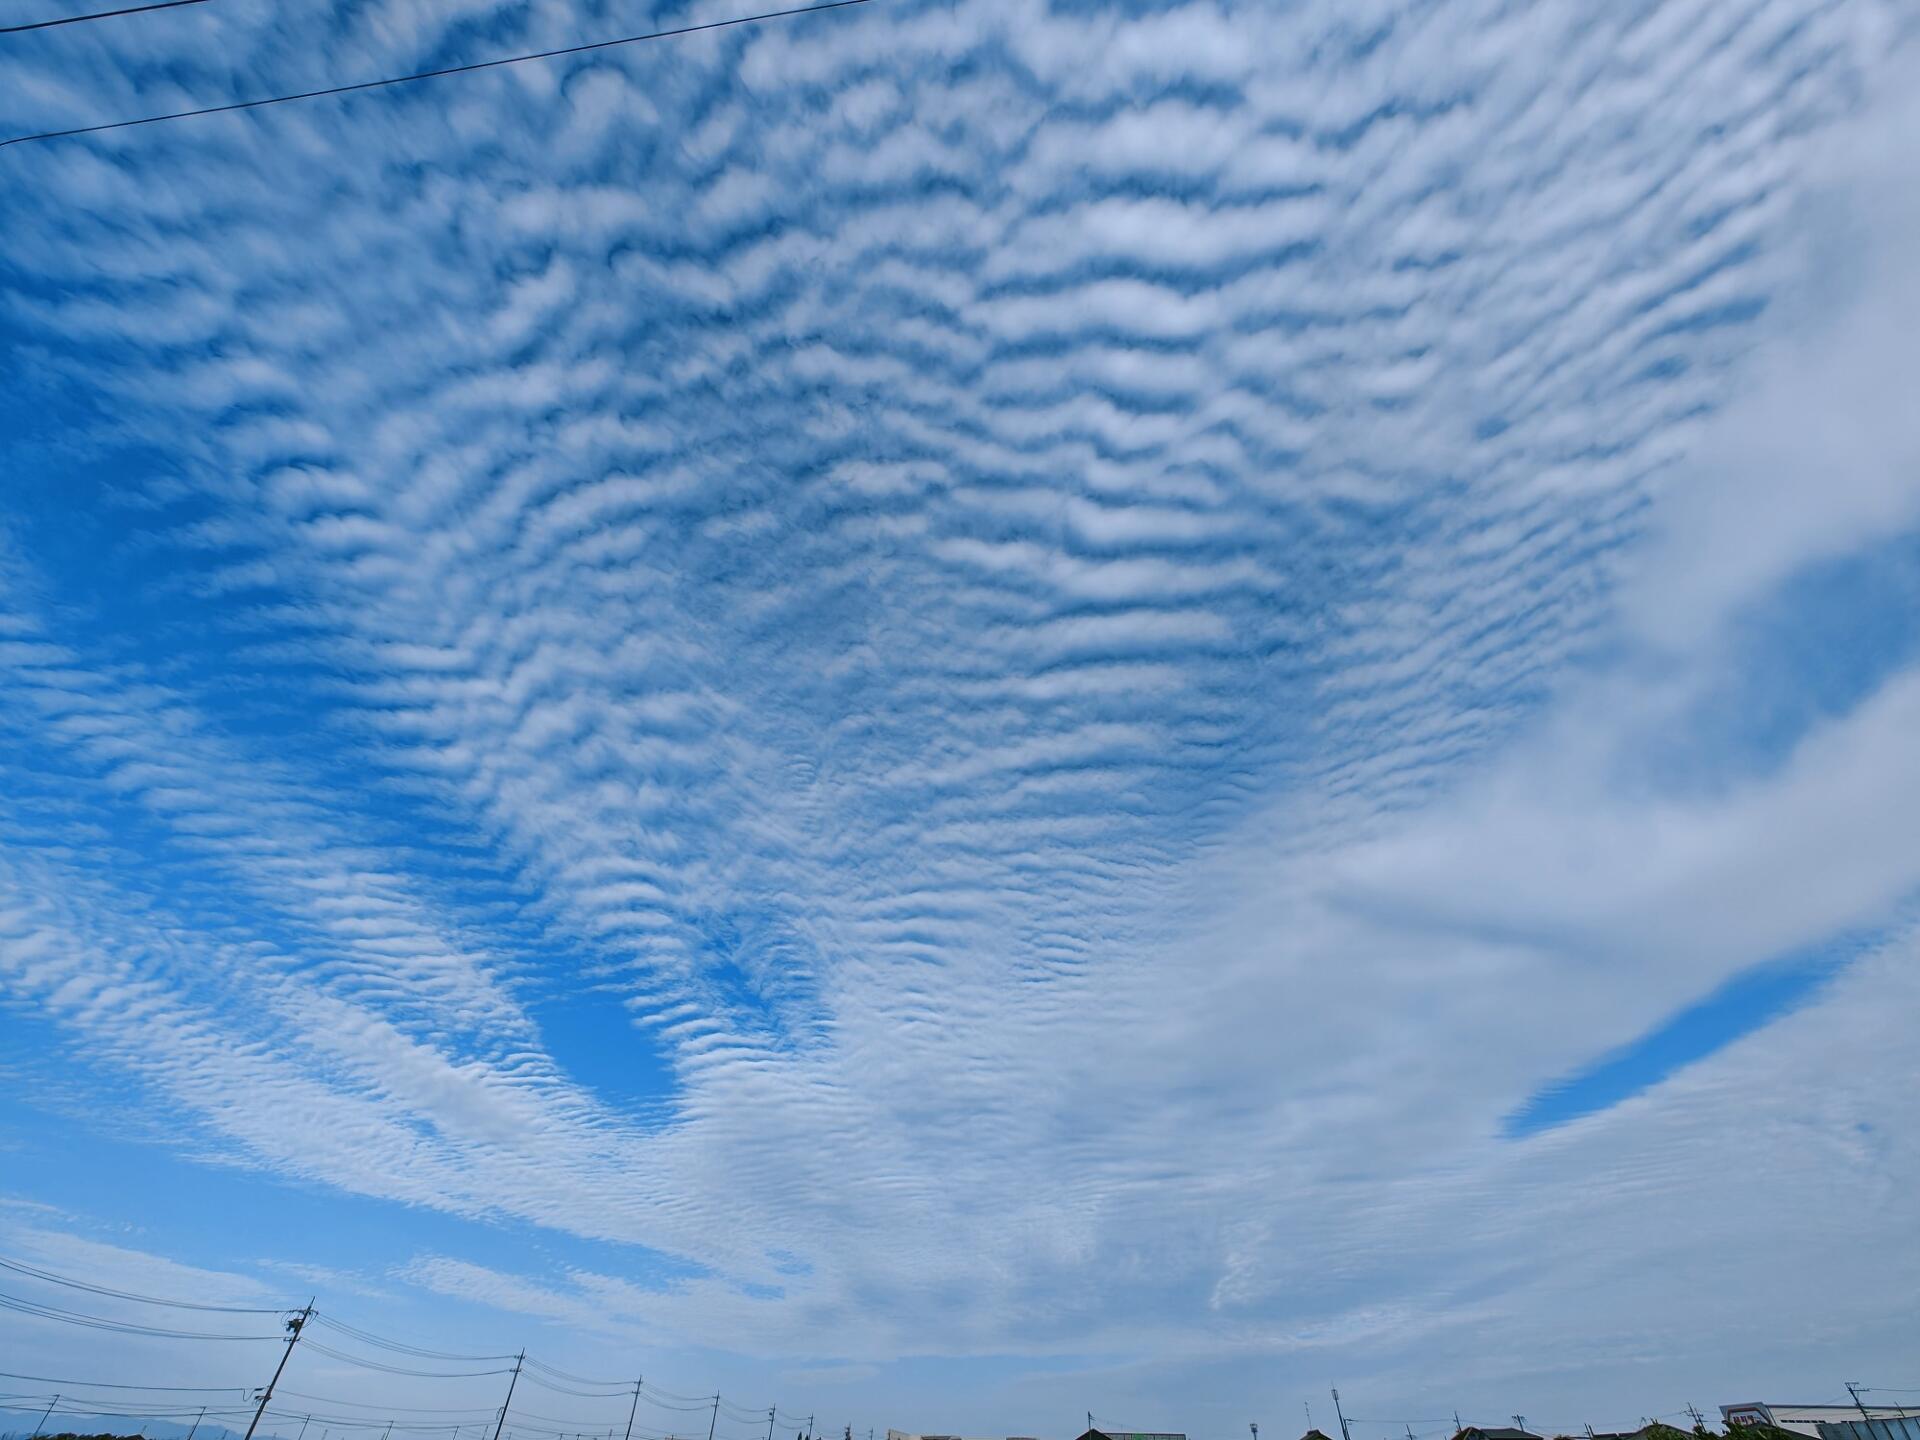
top-left (3, 0), bottom-right (1920, 1428)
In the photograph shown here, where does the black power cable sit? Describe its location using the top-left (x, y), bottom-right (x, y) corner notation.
top-left (300, 1339), bottom-right (518, 1379)
top-left (0, 1253), bottom-right (293, 1313)
top-left (0, 1288), bottom-right (283, 1340)
top-left (309, 1312), bottom-right (517, 1363)
top-left (0, 0), bottom-right (874, 148)
top-left (0, 0), bottom-right (207, 35)
top-left (0, 1371), bottom-right (249, 1394)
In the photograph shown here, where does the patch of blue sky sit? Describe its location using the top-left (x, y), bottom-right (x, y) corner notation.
top-left (1, 469), bottom-right (623, 990)
top-left (1502, 928), bottom-right (1881, 1139)
top-left (1641, 530), bottom-right (1920, 793)
top-left (531, 987), bottom-right (682, 1120)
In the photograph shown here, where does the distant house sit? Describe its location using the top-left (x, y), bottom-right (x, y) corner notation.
top-left (1455, 1428), bottom-right (1542, 1440)
top-left (1071, 1427), bottom-right (1187, 1440)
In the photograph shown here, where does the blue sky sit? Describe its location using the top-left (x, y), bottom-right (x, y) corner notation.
top-left (2, 0), bottom-right (1920, 1435)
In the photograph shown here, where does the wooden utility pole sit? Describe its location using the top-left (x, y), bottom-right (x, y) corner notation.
top-left (243, 1303), bottom-right (313, 1440)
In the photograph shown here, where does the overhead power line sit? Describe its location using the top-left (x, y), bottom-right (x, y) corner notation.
top-left (301, 1339), bottom-right (519, 1380)
top-left (522, 1378), bottom-right (641, 1401)
top-left (0, 1255), bottom-right (804, 1428)
top-left (519, 1359), bottom-right (634, 1389)
top-left (0, 0), bottom-right (874, 149)
top-left (0, 1252), bottom-right (294, 1314)
top-left (309, 1313), bottom-right (518, 1364)
top-left (0, 1371), bottom-right (249, 1394)
top-left (0, 1287), bottom-right (284, 1340)
top-left (274, 1390), bottom-right (500, 1416)
top-left (0, 0), bottom-right (207, 35)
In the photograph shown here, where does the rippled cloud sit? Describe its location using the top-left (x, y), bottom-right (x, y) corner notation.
top-left (2, 0), bottom-right (1918, 1425)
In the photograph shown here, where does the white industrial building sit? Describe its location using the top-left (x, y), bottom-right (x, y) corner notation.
top-left (1722, 1404), bottom-right (1920, 1440)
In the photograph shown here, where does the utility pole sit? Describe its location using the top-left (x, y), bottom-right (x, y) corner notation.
top-left (298, 1418), bottom-right (312, 1440)
top-left (1846, 1385), bottom-right (1878, 1440)
top-left (187, 1408), bottom-right (208, 1440)
top-left (1332, 1391), bottom-right (1353, 1440)
top-left (1685, 1409), bottom-right (1705, 1433)
top-left (490, 1354), bottom-right (525, 1440)
top-left (1512, 1421), bottom-right (1526, 1436)
top-left (623, 1382), bottom-right (643, 1440)
top-left (1454, 1418), bottom-right (1462, 1438)
top-left (768, 1411), bottom-right (776, 1440)
top-left (707, 1398), bottom-right (720, 1440)
top-left (244, 1304), bottom-right (313, 1440)
top-left (30, 1395), bottom-right (59, 1440)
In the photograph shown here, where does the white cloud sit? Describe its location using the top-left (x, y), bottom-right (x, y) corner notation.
top-left (1, 0), bottom-right (1917, 1429)
top-left (1622, 86), bottom-right (1920, 648)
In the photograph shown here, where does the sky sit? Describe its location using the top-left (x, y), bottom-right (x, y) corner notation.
top-left (1, 0), bottom-right (1919, 1436)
